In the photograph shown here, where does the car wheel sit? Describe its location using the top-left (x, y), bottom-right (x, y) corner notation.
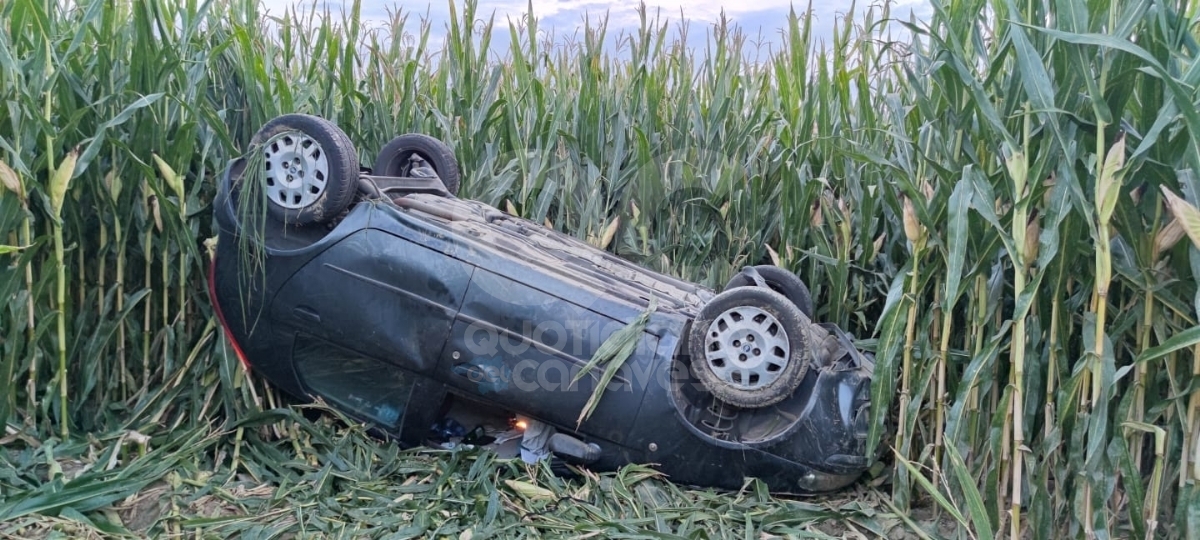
top-left (689, 287), bottom-right (811, 409)
top-left (724, 265), bottom-right (814, 319)
top-left (248, 114), bottom-right (360, 226)
top-left (372, 133), bottom-right (461, 196)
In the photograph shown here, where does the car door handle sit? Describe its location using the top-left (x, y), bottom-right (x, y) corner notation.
top-left (452, 362), bottom-right (508, 386)
top-left (294, 306), bottom-right (321, 323)
top-left (452, 362), bottom-right (485, 381)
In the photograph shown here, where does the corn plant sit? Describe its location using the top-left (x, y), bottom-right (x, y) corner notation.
top-left (0, 0), bottom-right (1198, 536)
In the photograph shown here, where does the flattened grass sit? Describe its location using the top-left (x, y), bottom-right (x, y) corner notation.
top-left (0, 405), bottom-right (911, 538)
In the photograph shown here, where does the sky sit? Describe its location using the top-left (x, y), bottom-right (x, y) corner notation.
top-left (258, 0), bottom-right (933, 55)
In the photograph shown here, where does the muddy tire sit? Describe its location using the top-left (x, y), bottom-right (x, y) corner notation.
top-left (724, 265), bottom-right (814, 319)
top-left (248, 114), bottom-right (359, 226)
top-left (689, 287), bottom-right (811, 409)
top-left (372, 133), bottom-right (461, 196)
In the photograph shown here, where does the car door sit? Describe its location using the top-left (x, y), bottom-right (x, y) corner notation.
top-left (271, 227), bottom-right (473, 374)
top-left (434, 268), bottom-right (659, 445)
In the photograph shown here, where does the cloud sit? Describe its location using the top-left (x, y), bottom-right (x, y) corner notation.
top-left (474, 0), bottom-right (819, 30)
top-left (257, 0), bottom-right (931, 52)
top-left (261, 0), bottom-right (903, 27)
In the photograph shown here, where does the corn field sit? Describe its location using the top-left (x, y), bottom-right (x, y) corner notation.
top-left (2, 0), bottom-right (1200, 537)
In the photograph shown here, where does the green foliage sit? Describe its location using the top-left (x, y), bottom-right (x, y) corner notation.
top-left (1, 0), bottom-right (1199, 536)
top-left (572, 298), bottom-right (656, 427)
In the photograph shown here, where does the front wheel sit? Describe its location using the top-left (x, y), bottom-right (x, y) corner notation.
top-left (246, 114), bottom-right (360, 226)
top-left (689, 287), bottom-right (811, 409)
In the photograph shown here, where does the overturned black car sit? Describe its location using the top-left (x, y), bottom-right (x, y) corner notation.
top-left (208, 114), bottom-right (876, 494)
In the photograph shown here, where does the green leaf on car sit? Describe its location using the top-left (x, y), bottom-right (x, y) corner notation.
top-left (572, 298), bottom-right (657, 427)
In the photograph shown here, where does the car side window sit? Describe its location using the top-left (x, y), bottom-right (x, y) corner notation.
top-left (293, 333), bottom-right (416, 430)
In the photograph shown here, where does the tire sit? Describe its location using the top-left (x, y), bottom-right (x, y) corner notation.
top-left (372, 133), bottom-right (461, 196)
top-left (689, 287), bottom-right (811, 409)
top-left (724, 265), bottom-right (814, 319)
top-left (247, 114), bottom-right (359, 226)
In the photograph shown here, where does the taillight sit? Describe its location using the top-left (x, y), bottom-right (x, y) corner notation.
top-left (208, 255), bottom-right (252, 372)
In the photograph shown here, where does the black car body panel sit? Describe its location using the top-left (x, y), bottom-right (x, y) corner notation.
top-left (211, 158), bottom-right (874, 494)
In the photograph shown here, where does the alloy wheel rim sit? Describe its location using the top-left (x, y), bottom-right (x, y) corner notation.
top-left (262, 131), bottom-right (329, 209)
top-left (703, 305), bottom-right (790, 390)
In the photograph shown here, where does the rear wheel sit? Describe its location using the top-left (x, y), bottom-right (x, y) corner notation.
top-left (689, 287), bottom-right (811, 409)
top-left (248, 114), bottom-right (359, 226)
top-left (373, 133), bottom-right (461, 196)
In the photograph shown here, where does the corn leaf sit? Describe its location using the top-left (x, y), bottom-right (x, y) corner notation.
top-left (945, 442), bottom-right (995, 540)
top-left (573, 298), bottom-right (656, 427)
